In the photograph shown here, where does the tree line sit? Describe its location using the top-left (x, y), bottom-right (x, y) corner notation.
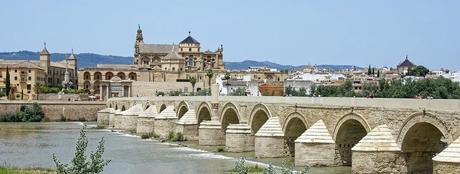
top-left (286, 77), bottom-right (460, 99)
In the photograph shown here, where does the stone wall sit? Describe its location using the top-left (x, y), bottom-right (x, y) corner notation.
top-left (0, 101), bottom-right (106, 121)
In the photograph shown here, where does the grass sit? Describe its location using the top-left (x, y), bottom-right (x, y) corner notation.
top-left (0, 166), bottom-right (54, 174)
top-left (226, 164), bottom-right (264, 173)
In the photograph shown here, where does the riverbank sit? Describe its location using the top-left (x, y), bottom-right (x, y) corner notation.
top-left (0, 166), bottom-right (54, 174)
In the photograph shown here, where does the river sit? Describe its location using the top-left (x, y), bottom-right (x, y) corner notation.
top-left (0, 122), bottom-right (350, 174)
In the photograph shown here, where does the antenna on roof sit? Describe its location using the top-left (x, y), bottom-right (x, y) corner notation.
top-left (71, 48), bottom-right (74, 54)
top-left (44, 42), bottom-right (47, 48)
top-left (188, 31), bottom-right (191, 36)
top-left (406, 54), bottom-right (408, 59)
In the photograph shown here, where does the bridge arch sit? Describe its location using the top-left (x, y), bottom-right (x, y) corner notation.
top-left (159, 104), bottom-right (167, 113)
top-left (397, 112), bottom-right (451, 173)
top-left (248, 103), bottom-right (272, 135)
top-left (176, 101), bottom-right (190, 120)
top-left (333, 112), bottom-right (371, 166)
top-left (282, 112), bottom-right (309, 156)
top-left (197, 102), bottom-right (212, 125)
top-left (220, 102), bottom-right (241, 132)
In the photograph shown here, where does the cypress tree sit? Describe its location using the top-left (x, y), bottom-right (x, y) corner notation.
top-left (5, 66), bottom-right (11, 99)
top-left (368, 65), bottom-right (371, 75)
top-left (372, 68), bottom-right (375, 75)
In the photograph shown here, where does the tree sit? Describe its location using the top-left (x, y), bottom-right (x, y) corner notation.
top-left (53, 125), bottom-right (110, 174)
top-left (224, 72), bottom-right (231, 96)
top-left (33, 83), bottom-right (41, 100)
top-left (377, 70), bottom-right (380, 78)
top-left (285, 85), bottom-right (293, 96)
top-left (189, 77), bottom-right (196, 94)
top-left (367, 65), bottom-right (372, 75)
top-left (206, 69), bottom-right (214, 94)
top-left (5, 66), bottom-right (11, 99)
top-left (407, 65), bottom-right (430, 77)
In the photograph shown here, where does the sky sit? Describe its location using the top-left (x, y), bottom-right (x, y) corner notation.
top-left (0, 0), bottom-right (459, 70)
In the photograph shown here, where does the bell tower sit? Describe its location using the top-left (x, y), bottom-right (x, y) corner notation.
top-left (134, 24), bottom-right (144, 64)
top-left (40, 42), bottom-right (50, 73)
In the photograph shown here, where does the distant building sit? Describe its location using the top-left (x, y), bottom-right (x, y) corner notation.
top-left (397, 55), bottom-right (416, 75)
top-left (0, 44), bottom-right (77, 100)
top-left (259, 82), bottom-right (284, 96)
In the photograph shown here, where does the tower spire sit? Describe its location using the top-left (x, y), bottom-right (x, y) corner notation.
top-left (188, 30), bottom-right (191, 36)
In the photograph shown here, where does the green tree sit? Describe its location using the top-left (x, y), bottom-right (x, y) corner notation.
top-left (285, 85), bottom-right (293, 96)
top-left (407, 65), bottom-right (430, 77)
top-left (189, 77), bottom-right (197, 94)
top-left (5, 66), bottom-right (11, 99)
top-left (367, 65), bottom-right (371, 75)
top-left (224, 72), bottom-right (231, 95)
top-left (206, 69), bottom-right (214, 94)
top-left (53, 125), bottom-right (110, 174)
top-left (377, 70), bottom-right (381, 78)
top-left (33, 83), bottom-right (41, 100)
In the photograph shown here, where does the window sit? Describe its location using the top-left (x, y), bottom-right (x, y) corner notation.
top-left (28, 70), bottom-right (31, 73)
top-left (28, 77), bottom-right (31, 81)
top-left (27, 84), bottom-right (31, 90)
top-left (172, 67), bottom-right (176, 71)
top-left (189, 48), bottom-right (191, 52)
top-left (14, 69), bottom-right (17, 72)
top-left (14, 76), bottom-right (17, 80)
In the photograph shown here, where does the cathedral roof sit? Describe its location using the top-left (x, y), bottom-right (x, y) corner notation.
top-left (164, 46), bottom-right (184, 60)
top-left (397, 56), bottom-right (416, 67)
top-left (180, 36), bottom-right (200, 44)
top-left (139, 44), bottom-right (179, 54)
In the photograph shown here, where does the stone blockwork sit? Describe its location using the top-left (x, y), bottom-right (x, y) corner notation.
top-left (225, 124), bottom-right (254, 152)
top-left (106, 96), bottom-right (460, 172)
top-left (0, 101), bottom-right (106, 121)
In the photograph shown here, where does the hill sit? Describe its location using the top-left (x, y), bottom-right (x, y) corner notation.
top-left (0, 51), bottom-right (357, 71)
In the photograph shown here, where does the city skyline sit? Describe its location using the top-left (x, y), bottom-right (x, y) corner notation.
top-left (1, 0), bottom-right (459, 70)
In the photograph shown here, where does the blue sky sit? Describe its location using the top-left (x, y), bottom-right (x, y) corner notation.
top-left (1, 0), bottom-right (459, 70)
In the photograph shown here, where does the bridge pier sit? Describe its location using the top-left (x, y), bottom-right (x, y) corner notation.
top-left (154, 106), bottom-right (177, 138)
top-left (351, 125), bottom-right (406, 174)
top-left (113, 110), bottom-right (123, 129)
top-left (433, 137), bottom-right (460, 174)
top-left (96, 108), bottom-right (112, 128)
top-left (136, 105), bottom-right (157, 136)
top-left (255, 117), bottom-right (287, 158)
top-left (294, 120), bottom-right (336, 166)
top-left (118, 104), bottom-right (143, 132)
top-left (175, 109), bottom-right (199, 141)
top-left (225, 124), bottom-right (254, 152)
top-left (108, 109), bottom-right (117, 128)
top-left (199, 120), bottom-right (225, 146)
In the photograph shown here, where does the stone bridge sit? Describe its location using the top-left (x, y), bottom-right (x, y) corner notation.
top-left (98, 92), bottom-right (460, 174)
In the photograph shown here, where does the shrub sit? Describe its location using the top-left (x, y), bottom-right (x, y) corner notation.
top-left (0, 103), bottom-right (44, 122)
top-left (173, 132), bottom-right (185, 141)
top-left (217, 147), bottom-right (225, 152)
top-left (141, 133), bottom-right (154, 139)
top-left (53, 125), bottom-right (110, 174)
top-left (233, 157), bottom-right (249, 174)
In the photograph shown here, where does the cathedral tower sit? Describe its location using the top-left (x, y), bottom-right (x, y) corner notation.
top-left (134, 25), bottom-right (144, 64)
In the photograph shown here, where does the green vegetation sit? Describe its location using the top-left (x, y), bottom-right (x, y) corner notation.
top-left (217, 147), bottom-right (225, 152)
top-left (0, 166), bottom-right (54, 174)
top-left (0, 103), bottom-right (44, 122)
top-left (0, 91), bottom-right (5, 97)
top-left (297, 77), bottom-right (460, 99)
top-left (141, 133), bottom-right (156, 139)
top-left (285, 86), bottom-right (307, 97)
top-left (36, 84), bottom-right (85, 94)
top-left (407, 65), bottom-right (430, 77)
top-left (53, 125), bottom-right (110, 174)
top-left (189, 76), bottom-right (197, 93)
top-left (206, 69), bottom-right (214, 93)
top-left (4, 66), bottom-right (11, 99)
top-left (166, 132), bottom-right (185, 142)
top-left (229, 87), bottom-right (247, 96)
top-left (231, 158), bottom-right (310, 174)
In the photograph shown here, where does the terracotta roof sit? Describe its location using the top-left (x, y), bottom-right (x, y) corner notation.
top-left (0, 61), bottom-right (43, 70)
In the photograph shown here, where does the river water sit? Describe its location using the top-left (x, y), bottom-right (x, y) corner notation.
top-left (0, 122), bottom-right (350, 174)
